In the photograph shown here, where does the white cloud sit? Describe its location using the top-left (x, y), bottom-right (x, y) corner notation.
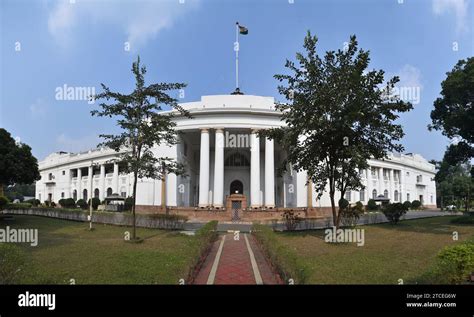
top-left (56, 133), bottom-right (100, 153)
top-left (432, 0), bottom-right (470, 33)
top-left (48, 0), bottom-right (199, 49)
top-left (396, 64), bottom-right (423, 89)
top-left (30, 98), bottom-right (47, 117)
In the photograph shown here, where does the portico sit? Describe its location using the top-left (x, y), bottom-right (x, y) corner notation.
top-left (196, 127), bottom-right (276, 209)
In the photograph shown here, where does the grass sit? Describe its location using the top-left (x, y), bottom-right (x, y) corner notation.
top-left (269, 216), bottom-right (474, 284)
top-left (0, 215), bottom-right (214, 284)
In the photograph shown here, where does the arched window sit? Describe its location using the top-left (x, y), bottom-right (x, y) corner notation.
top-left (372, 189), bottom-right (377, 199)
top-left (83, 189), bottom-right (88, 201)
top-left (107, 187), bottom-right (113, 197)
top-left (345, 191), bottom-right (351, 202)
top-left (94, 188), bottom-right (100, 198)
top-left (73, 190), bottom-right (77, 201)
top-left (359, 190), bottom-right (365, 202)
top-left (225, 152), bottom-right (250, 167)
top-left (394, 190), bottom-right (399, 202)
top-left (384, 190), bottom-right (388, 198)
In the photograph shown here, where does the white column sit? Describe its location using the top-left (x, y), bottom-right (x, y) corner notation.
top-left (265, 137), bottom-right (275, 208)
top-left (399, 169), bottom-right (404, 202)
top-left (378, 167), bottom-right (383, 195)
top-left (366, 167), bottom-right (372, 200)
top-left (166, 173), bottom-right (177, 207)
top-left (77, 168), bottom-right (82, 201)
top-left (198, 128), bottom-right (210, 207)
top-left (389, 169), bottom-right (394, 201)
top-left (100, 164), bottom-right (105, 200)
top-left (213, 128), bottom-right (224, 208)
top-left (250, 129), bottom-right (261, 208)
top-left (113, 163), bottom-right (119, 195)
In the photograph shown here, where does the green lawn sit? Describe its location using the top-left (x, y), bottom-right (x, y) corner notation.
top-left (272, 216), bottom-right (474, 284)
top-left (1, 215), bottom-right (204, 284)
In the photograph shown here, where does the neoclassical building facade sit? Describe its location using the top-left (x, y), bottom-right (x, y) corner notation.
top-left (36, 95), bottom-right (437, 216)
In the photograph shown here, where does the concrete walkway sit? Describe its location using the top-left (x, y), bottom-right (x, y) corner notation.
top-left (193, 232), bottom-right (282, 285)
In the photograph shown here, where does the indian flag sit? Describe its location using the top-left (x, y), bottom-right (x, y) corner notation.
top-left (238, 25), bottom-right (248, 35)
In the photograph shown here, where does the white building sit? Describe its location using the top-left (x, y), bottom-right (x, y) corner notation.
top-left (36, 95), bottom-right (437, 216)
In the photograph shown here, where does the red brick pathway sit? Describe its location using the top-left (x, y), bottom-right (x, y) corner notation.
top-left (193, 233), bottom-right (282, 285)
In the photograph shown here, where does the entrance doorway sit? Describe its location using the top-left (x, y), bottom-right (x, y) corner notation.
top-left (230, 180), bottom-right (243, 195)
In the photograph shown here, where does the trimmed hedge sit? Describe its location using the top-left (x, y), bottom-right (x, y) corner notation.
top-left (4, 203), bottom-right (32, 210)
top-left (450, 216), bottom-right (474, 225)
top-left (411, 200), bottom-right (422, 209)
top-left (186, 221), bottom-right (218, 283)
top-left (1, 207), bottom-right (188, 230)
top-left (252, 224), bottom-right (309, 284)
top-left (24, 198), bottom-right (40, 207)
top-left (403, 200), bottom-right (412, 210)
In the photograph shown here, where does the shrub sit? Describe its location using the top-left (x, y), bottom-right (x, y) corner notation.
top-left (59, 198), bottom-right (76, 208)
top-left (0, 196), bottom-right (9, 210)
top-left (50, 201), bottom-right (56, 208)
top-left (44, 200), bottom-right (50, 207)
top-left (338, 198), bottom-right (349, 210)
top-left (437, 242), bottom-right (474, 284)
top-left (76, 199), bottom-right (87, 209)
top-left (252, 224), bottom-right (309, 284)
top-left (88, 197), bottom-right (101, 210)
top-left (382, 202), bottom-right (408, 225)
top-left (0, 243), bottom-right (27, 284)
top-left (403, 200), bottom-right (412, 210)
top-left (411, 200), bottom-right (422, 209)
top-left (124, 197), bottom-right (134, 211)
top-left (367, 199), bottom-right (377, 211)
top-left (24, 198), bottom-right (40, 207)
top-left (281, 210), bottom-right (301, 231)
top-left (341, 201), bottom-right (364, 227)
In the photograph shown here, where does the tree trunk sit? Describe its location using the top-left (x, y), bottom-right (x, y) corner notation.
top-left (132, 173), bottom-right (138, 240)
top-left (329, 191), bottom-right (338, 229)
top-left (0, 184), bottom-right (4, 197)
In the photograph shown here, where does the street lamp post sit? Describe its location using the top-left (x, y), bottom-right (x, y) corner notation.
top-left (89, 160), bottom-right (95, 231)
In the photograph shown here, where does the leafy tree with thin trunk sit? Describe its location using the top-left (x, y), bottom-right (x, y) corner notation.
top-left (429, 57), bottom-right (474, 175)
top-left (0, 128), bottom-right (40, 197)
top-left (92, 56), bottom-right (191, 240)
top-left (263, 32), bottom-right (413, 228)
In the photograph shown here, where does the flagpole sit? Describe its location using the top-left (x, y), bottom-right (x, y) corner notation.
top-left (235, 22), bottom-right (239, 90)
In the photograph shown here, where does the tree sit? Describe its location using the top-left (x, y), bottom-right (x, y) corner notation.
top-left (264, 32), bottom-right (412, 228)
top-left (92, 56), bottom-right (191, 240)
top-left (429, 57), bottom-right (474, 171)
top-left (0, 128), bottom-right (40, 197)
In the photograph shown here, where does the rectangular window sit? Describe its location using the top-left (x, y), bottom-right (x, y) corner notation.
top-left (407, 193), bottom-right (410, 201)
top-left (62, 170), bottom-right (65, 175)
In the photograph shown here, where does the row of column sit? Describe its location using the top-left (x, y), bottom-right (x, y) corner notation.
top-left (198, 128), bottom-right (275, 208)
top-left (365, 167), bottom-right (402, 200)
top-left (73, 163), bottom-right (120, 200)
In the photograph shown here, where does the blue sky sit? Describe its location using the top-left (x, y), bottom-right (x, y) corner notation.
top-left (1, 0), bottom-right (473, 161)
